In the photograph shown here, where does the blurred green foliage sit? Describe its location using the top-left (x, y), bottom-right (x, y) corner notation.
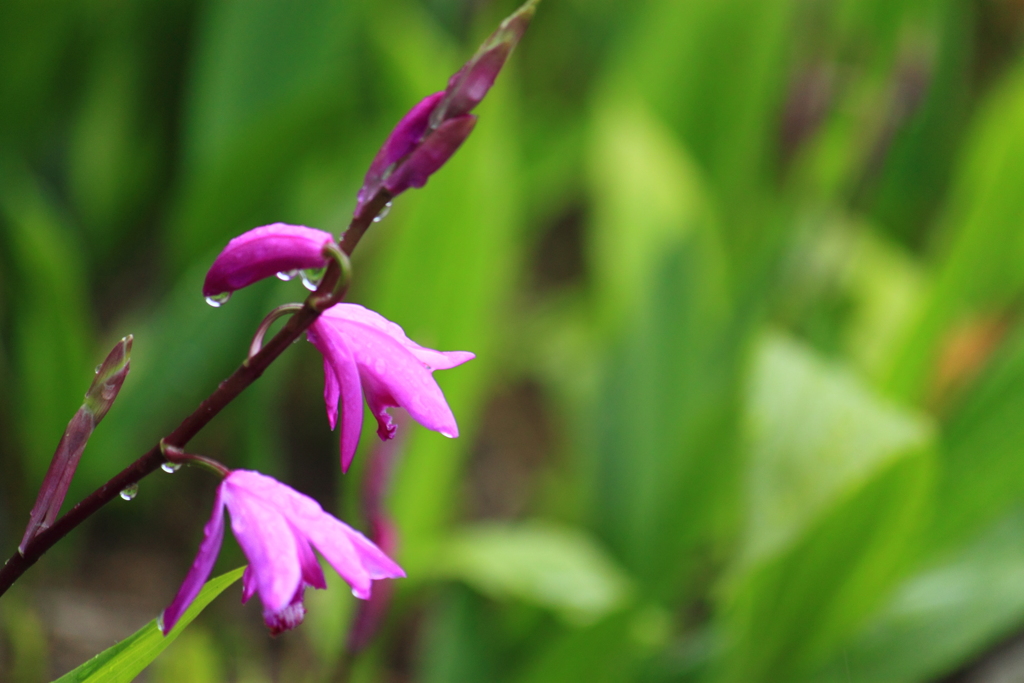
top-left (5, 0), bottom-right (1024, 681)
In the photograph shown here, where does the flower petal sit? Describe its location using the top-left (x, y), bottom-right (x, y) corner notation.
top-left (340, 319), bottom-right (461, 440)
top-left (236, 470), bottom-right (403, 600)
top-left (202, 223), bottom-right (333, 297)
top-left (308, 320), bottom-right (365, 472)
top-left (322, 304), bottom-right (475, 370)
top-left (223, 475), bottom-right (303, 613)
top-left (161, 485), bottom-right (226, 634)
top-left (355, 91), bottom-right (445, 215)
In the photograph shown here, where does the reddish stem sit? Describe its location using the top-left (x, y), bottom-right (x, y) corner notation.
top-left (0, 190), bottom-right (392, 598)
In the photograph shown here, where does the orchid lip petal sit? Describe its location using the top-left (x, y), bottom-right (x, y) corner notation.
top-left (203, 223), bottom-right (334, 297)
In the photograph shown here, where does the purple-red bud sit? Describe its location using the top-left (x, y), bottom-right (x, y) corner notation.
top-left (383, 115), bottom-right (477, 195)
top-left (202, 223), bottom-right (334, 298)
top-left (353, 0), bottom-right (537, 217)
top-left (356, 91), bottom-right (445, 215)
top-left (20, 336), bottom-right (132, 554)
top-left (430, 0), bottom-right (536, 125)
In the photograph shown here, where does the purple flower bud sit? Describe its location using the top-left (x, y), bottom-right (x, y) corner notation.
top-left (383, 115), bottom-right (477, 196)
top-left (355, 91), bottom-right (445, 215)
top-left (353, 0), bottom-right (537, 217)
top-left (202, 223), bottom-right (334, 299)
top-left (20, 336), bottom-right (132, 554)
top-left (430, 0), bottom-right (537, 125)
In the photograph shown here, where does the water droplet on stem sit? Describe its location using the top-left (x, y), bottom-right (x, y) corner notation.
top-left (161, 462), bottom-right (181, 474)
top-left (120, 483), bottom-right (139, 500)
top-left (372, 201), bottom-right (393, 223)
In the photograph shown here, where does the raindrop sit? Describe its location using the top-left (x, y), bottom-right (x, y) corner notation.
top-left (372, 201), bottom-right (393, 223)
top-left (120, 483), bottom-right (139, 500)
top-left (161, 462), bottom-right (181, 474)
top-left (205, 292), bottom-right (231, 308)
top-left (276, 270), bottom-right (298, 282)
top-left (94, 364), bottom-right (102, 374)
top-left (301, 267), bottom-right (326, 291)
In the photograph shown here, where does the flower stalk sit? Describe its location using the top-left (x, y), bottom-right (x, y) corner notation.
top-left (0, 188), bottom-right (390, 599)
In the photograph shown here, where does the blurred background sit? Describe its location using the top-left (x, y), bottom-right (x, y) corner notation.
top-left (4, 0), bottom-right (1024, 680)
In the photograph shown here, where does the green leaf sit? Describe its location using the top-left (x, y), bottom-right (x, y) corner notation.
top-left (53, 566), bottom-right (244, 683)
top-left (884, 62), bottom-right (1024, 403)
top-left (438, 521), bottom-right (633, 625)
top-left (811, 508), bottom-right (1024, 683)
top-left (0, 159), bottom-right (94, 488)
top-left (586, 94), bottom-right (740, 598)
top-left (717, 333), bottom-right (935, 683)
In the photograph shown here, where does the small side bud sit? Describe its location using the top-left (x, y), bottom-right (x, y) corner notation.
top-left (84, 335), bottom-right (132, 421)
top-left (19, 336), bottom-right (133, 553)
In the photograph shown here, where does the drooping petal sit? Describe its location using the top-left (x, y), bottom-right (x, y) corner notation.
top-left (161, 486), bottom-right (226, 634)
top-left (237, 470), bottom-right (404, 600)
top-left (294, 524), bottom-right (327, 590)
top-left (308, 321), bottom-right (365, 471)
top-left (345, 526), bottom-right (406, 581)
top-left (341, 320), bottom-right (461, 440)
top-left (241, 565), bottom-right (257, 604)
top-left (202, 223), bottom-right (334, 298)
top-left (222, 477), bottom-right (303, 614)
top-left (355, 91), bottom-right (445, 215)
top-left (321, 304), bottom-right (475, 370)
top-left (383, 115), bottom-right (477, 196)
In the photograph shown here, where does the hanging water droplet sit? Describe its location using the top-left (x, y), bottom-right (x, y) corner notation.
top-left (276, 270), bottom-right (298, 281)
top-left (119, 483), bottom-right (139, 500)
top-left (301, 267), bottom-right (326, 291)
top-left (156, 614), bottom-right (165, 634)
top-left (94, 364), bottom-right (102, 374)
top-left (372, 201), bottom-right (393, 223)
top-left (205, 292), bottom-right (231, 308)
top-left (161, 462), bottom-right (181, 474)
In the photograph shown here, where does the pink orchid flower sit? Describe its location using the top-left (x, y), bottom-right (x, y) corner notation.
top-left (161, 470), bottom-right (404, 636)
top-left (307, 304), bottom-right (474, 472)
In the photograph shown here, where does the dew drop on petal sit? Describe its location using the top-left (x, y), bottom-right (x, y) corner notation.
top-left (94, 364), bottom-right (102, 374)
top-left (276, 270), bottom-right (298, 282)
top-left (120, 483), bottom-right (139, 500)
top-left (205, 292), bottom-right (231, 308)
top-left (372, 201), bottom-right (393, 223)
top-left (301, 267), bottom-right (326, 291)
top-left (161, 462), bottom-right (182, 474)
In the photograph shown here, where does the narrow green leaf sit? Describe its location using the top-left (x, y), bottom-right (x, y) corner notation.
top-left (53, 566), bottom-right (244, 683)
top-left (811, 509), bottom-right (1024, 683)
top-left (717, 333), bottom-right (935, 683)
